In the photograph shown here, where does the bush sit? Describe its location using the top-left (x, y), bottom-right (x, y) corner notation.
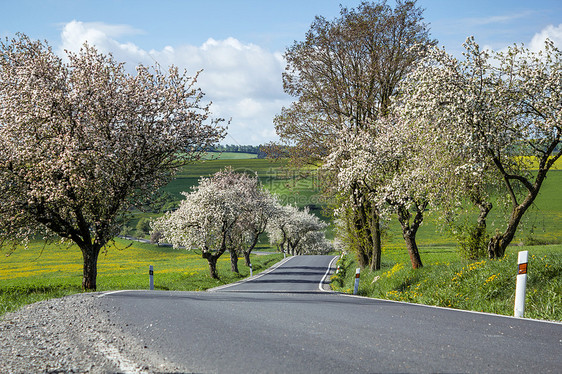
top-left (451, 222), bottom-right (489, 260)
top-left (135, 218), bottom-right (151, 237)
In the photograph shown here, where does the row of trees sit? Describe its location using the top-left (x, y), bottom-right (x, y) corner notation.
top-left (152, 168), bottom-right (331, 279)
top-left (274, 0), bottom-right (435, 270)
top-left (274, 0), bottom-right (561, 269)
top-left (207, 144), bottom-right (267, 157)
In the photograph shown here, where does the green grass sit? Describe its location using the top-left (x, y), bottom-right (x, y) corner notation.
top-left (330, 244), bottom-right (562, 322)
top-left (161, 158), bottom-right (331, 226)
top-left (152, 157), bottom-right (329, 234)
top-left (0, 239), bottom-right (283, 316)
top-left (163, 158), bottom-right (288, 200)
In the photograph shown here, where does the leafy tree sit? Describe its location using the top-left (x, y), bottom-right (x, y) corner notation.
top-left (0, 34), bottom-right (225, 290)
top-left (223, 172), bottom-right (278, 273)
top-left (236, 188), bottom-right (279, 267)
top-left (267, 205), bottom-right (329, 256)
top-left (274, 0), bottom-right (435, 270)
top-left (135, 218), bottom-right (151, 238)
top-left (324, 116), bottom-right (428, 268)
top-left (153, 168), bottom-right (268, 278)
top-left (400, 37), bottom-right (562, 258)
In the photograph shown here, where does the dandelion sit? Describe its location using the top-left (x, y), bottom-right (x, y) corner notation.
top-left (383, 262), bottom-right (405, 278)
top-left (485, 274), bottom-right (498, 284)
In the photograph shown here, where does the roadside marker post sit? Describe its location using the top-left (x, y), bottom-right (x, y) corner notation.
top-left (514, 251), bottom-right (528, 318)
top-left (353, 268), bottom-right (360, 295)
top-left (149, 265), bottom-right (154, 291)
top-left (250, 263), bottom-right (253, 277)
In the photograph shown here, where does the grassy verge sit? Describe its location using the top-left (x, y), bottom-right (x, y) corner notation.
top-left (330, 244), bottom-right (562, 322)
top-left (0, 239), bottom-right (283, 316)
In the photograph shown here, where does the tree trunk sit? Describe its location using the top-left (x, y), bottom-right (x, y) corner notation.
top-left (243, 251), bottom-right (251, 267)
top-left (351, 202), bottom-right (372, 269)
top-left (475, 202), bottom-right (491, 243)
top-left (488, 204), bottom-right (528, 258)
top-left (487, 154), bottom-right (552, 258)
top-left (230, 249), bottom-right (239, 273)
top-left (202, 251), bottom-right (220, 279)
top-left (370, 210), bottom-right (382, 271)
top-left (487, 234), bottom-right (505, 259)
top-left (469, 201), bottom-right (492, 260)
top-left (395, 202), bottom-right (426, 269)
top-left (244, 234), bottom-right (260, 266)
top-left (81, 244), bottom-right (101, 291)
top-left (403, 229), bottom-right (423, 269)
top-left (207, 256), bottom-right (219, 279)
top-left (487, 178), bottom-right (541, 259)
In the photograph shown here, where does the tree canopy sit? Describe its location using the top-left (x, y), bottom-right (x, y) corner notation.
top-left (398, 37), bottom-right (562, 258)
top-left (275, 0), bottom-right (435, 162)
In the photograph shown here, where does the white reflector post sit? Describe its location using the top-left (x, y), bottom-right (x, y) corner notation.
top-left (353, 268), bottom-right (360, 295)
top-left (514, 251), bottom-right (528, 318)
top-left (149, 265), bottom-right (154, 291)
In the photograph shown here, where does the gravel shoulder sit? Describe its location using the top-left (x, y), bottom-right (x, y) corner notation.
top-left (0, 293), bottom-right (183, 374)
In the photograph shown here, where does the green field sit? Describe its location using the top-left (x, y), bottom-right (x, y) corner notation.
top-left (202, 151), bottom-right (258, 160)
top-left (164, 161), bottom-right (562, 246)
top-left (365, 169), bottom-right (562, 249)
top-left (165, 157), bottom-right (320, 202)
top-left (159, 157), bottom-right (328, 221)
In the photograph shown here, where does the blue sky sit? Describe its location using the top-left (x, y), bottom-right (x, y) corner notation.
top-left (1, 0), bottom-right (561, 145)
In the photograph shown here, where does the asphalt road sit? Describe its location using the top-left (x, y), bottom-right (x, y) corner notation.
top-left (98, 255), bottom-right (562, 373)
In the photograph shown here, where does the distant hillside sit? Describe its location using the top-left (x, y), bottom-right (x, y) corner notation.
top-left (203, 152), bottom-right (257, 160)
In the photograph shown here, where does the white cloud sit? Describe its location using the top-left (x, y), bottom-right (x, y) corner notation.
top-left (529, 24), bottom-right (562, 52)
top-left (59, 21), bottom-right (148, 61)
top-left (465, 11), bottom-right (533, 27)
top-left (58, 21), bottom-right (289, 145)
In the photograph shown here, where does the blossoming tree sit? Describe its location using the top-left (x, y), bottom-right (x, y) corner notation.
top-left (324, 116), bottom-right (431, 268)
top-left (273, 1), bottom-right (435, 270)
top-left (236, 188), bottom-right (279, 267)
top-left (0, 35), bottom-right (225, 290)
top-left (267, 204), bottom-right (329, 256)
top-left (400, 37), bottom-right (562, 258)
top-left (152, 168), bottom-right (279, 278)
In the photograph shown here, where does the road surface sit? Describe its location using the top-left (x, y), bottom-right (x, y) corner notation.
top-left (98, 255), bottom-right (562, 373)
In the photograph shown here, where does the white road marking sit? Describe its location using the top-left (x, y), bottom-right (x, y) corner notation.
top-left (319, 255), bottom-right (339, 292)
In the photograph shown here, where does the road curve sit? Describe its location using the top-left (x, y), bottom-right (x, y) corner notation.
top-left (97, 255), bottom-right (562, 373)
top-left (210, 254), bottom-right (337, 293)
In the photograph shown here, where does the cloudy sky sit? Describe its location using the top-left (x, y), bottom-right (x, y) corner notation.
top-left (1, 0), bottom-right (561, 145)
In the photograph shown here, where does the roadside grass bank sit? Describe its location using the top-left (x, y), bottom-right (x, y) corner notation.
top-left (330, 244), bottom-right (562, 322)
top-left (0, 238), bottom-right (283, 317)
